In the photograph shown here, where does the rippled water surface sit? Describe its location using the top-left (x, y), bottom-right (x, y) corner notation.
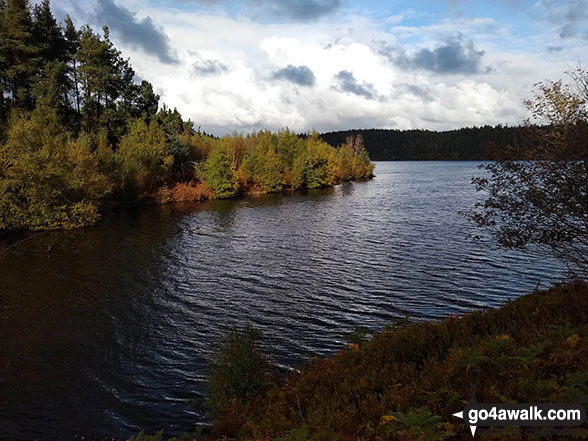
top-left (0, 161), bottom-right (565, 440)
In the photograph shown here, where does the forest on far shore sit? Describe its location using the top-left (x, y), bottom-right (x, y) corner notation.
top-left (320, 125), bottom-right (522, 161)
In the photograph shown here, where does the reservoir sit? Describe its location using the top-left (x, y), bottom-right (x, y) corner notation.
top-left (0, 161), bottom-right (565, 440)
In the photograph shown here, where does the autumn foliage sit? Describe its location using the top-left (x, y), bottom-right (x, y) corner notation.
top-left (148, 182), bottom-right (212, 204)
top-left (202, 131), bottom-right (374, 199)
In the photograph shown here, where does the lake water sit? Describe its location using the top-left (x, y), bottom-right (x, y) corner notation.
top-left (0, 161), bottom-right (566, 440)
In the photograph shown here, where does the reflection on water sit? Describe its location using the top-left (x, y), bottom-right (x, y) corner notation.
top-left (0, 162), bottom-right (565, 440)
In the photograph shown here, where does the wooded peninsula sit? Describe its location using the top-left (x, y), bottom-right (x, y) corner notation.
top-left (0, 1), bottom-right (374, 232)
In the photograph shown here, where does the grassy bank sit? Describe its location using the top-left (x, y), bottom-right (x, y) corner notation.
top-left (202, 280), bottom-right (588, 441)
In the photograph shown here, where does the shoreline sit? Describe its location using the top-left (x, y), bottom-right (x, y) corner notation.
top-left (0, 175), bottom-right (374, 235)
top-left (203, 280), bottom-right (588, 440)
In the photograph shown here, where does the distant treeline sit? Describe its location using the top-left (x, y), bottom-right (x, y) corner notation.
top-left (320, 126), bottom-right (523, 160)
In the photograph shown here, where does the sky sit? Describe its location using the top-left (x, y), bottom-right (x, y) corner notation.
top-left (48, 0), bottom-right (588, 135)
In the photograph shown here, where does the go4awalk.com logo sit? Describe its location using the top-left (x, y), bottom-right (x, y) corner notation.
top-left (452, 386), bottom-right (586, 437)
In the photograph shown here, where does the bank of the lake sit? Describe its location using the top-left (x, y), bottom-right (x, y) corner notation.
top-left (137, 280), bottom-right (588, 441)
top-left (206, 280), bottom-right (588, 441)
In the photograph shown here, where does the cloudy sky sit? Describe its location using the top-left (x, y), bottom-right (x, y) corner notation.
top-left (49, 0), bottom-right (587, 135)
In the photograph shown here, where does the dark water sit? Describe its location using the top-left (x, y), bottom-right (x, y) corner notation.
top-left (0, 161), bottom-right (565, 440)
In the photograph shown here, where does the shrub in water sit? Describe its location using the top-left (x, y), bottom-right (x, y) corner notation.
top-left (206, 324), bottom-right (273, 418)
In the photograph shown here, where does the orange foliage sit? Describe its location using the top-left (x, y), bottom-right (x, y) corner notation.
top-left (149, 181), bottom-right (212, 204)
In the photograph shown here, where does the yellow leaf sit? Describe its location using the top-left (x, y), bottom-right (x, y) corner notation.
top-left (379, 415), bottom-right (397, 427)
top-left (567, 334), bottom-right (580, 348)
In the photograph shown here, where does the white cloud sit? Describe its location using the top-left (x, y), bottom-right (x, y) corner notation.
top-left (52, 0), bottom-right (587, 135)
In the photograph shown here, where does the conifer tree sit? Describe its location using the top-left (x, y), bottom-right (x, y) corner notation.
top-left (2, 0), bottom-right (38, 111)
top-left (64, 15), bottom-right (81, 123)
top-left (0, 0), bottom-right (375, 231)
top-left (32, 0), bottom-right (66, 65)
top-left (34, 60), bottom-right (70, 122)
top-left (137, 80), bottom-right (159, 120)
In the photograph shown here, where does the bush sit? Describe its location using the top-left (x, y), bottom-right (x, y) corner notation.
top-left (206, 324), bottom-right (274, 419)
top-left (0, 110), bottom-right (111, 231)
top-left (203, 146), bottom-right (238, 198)
top-left (149, 181), bottom-right (212, 204)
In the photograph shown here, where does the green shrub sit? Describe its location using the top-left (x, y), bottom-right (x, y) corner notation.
top-left (203, 146), bottom-right (238, 198)
top-left (206, 324), bottom-right (274, 418)
top-left (0, 110), bottom-right (111, 231)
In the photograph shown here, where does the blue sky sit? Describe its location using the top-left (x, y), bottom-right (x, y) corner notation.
top-left (49, 0), bottom-right (588, 134)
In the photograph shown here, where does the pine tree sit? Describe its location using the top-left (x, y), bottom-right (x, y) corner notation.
top-left (156, 105), bottom-right (189, 138)
top-left (64, 15), bottom-right (81, 123)
top-left (137, 80), bottom-right (159, 119)
top-left (76, 25), bottom-right (140, 141)
top-left (2, 0), bottom-right (38, 111)
top-left (76, 25), bottom-right (115, 134)
top-left (34, 60), bottom-right (70, 122)
top-left (32, 0), bottom-right (66, 64)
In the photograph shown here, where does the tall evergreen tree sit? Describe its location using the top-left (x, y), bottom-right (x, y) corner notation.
top-left (0, 0), bottom-right (377, 233)
top-left (136, 80), bottom-right (159, 120)
top-left (32, 0), bottom-right (65, 65)
top-left (76, 25), bottom-right (139, 141)
top-left (2, 0), bottom-right (38, 111)
top-left (64, 15), bottom-right (81, 124)
top-left (156, 105), bottom-right (191, 138)
top-left (76, 25), bottom-right (117, 134)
